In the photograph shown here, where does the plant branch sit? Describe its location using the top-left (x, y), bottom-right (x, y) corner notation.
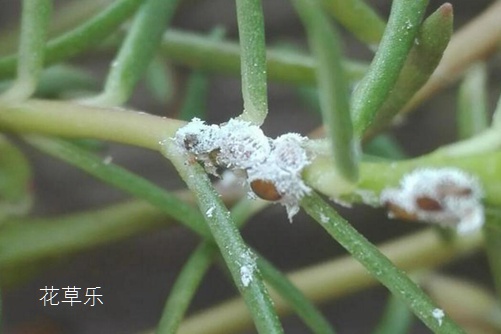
top-left (176, 227), bottom-right (481, 334)
top-left (156, 242), bottom-right (217, 334)
top-left (351, 0), bottom-right (429, 137)
top-left (293, 0), bottom-right (359, 184)
top-left (235, 0), bottom-right (268, 125)
top-left (321, 0), bottom-right (385, 46)
top-left (0, 0), bottom-right (142, 79)
top-left (402, 0), bottom-right (501, 113)
top-left (1, 0), bottom-right (52, 101)
top-left (302, 192), bottom-right (465, 332)
top-left (163, 141), bottom-right (284, 334)
top-left (160, 30), bottom-right (368, 86)
top-left (85, 0), bottom-right (181, 106)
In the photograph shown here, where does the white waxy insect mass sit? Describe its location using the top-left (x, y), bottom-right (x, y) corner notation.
top-left (380, 167), bottom-right (484, 234)
top-left (174, 118), bottom-right (313, 220)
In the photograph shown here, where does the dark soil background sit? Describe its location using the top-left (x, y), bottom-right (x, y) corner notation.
top-left (1, 0), bottom-right (500, 333)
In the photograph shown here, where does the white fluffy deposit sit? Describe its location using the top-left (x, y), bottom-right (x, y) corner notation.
top-left (380, 167), bottom-right (484, 234)
top-left (174, 118), bottom-right (313, 220)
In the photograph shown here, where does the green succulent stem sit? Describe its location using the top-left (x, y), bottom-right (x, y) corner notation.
top-left (1, 0), bottom-right (52, 101)
top-left (302, 192), bottom-right (465, 333)
top-left (351, 0), bottom-right (429, 137)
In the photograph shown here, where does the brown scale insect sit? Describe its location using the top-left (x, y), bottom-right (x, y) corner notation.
top-left (250, 179), bottom-right (282, 201)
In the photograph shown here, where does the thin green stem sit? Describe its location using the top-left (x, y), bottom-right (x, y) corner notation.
top-left (322, 0), bottom-right (385, 46)
top-left (177, 227), bottom-right (481, 334)
top-left (0, 0), bottom-right (113, 56)
top-left (0, 201), bottom-right (168, 286)
top-left (0, 0), bottom-right (142, 79)
top-left (484, 208), bottom-right (501, 302)
top-left (372, 294), bottom-right (413, 334)
top-left (293, 0), bottom-right (358, 184)
top-left (363, 3), bottom-right (453, 139)
top-left (1, 0), bottom-right (52, 101)
top-left (156, 242), bottom-right (217, 334)
top-left (86, 0), bottom-right (181, 106)
top-left (145, 56), bottom-right (174, 105)
top-left (179, 27), bottom-right (225, 121)
top-left (301, 192), bottom-right (465, 333)
top-left (257, 256), bottom-right (336, 334)
top-left (402, 0), bottom-right (501, 114)
top-left (491, 91), bottom-right (501, 129)
top-left (25, 136), bottom-right (210, 237)
top-left (235, 0), bottom-right (268, 125)
top-left (351, 0), bottom-right (429, 137)
top-left (457, 63), bottom-right (489, 139)
top-left (163, 141), bottom-right (283, 334)
top-left (160, 30), bottom-right (368, 86)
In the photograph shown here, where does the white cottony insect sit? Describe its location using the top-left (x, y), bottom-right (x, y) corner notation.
top-left (432, 308), bottom-right (445, 326)
top-left (380, 168), bottom-right (484, 234)
top-left (174, 118), bottom-right (313, 220)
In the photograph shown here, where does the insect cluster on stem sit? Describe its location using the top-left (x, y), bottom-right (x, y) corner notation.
top-left (380, 168), bottom-right (484, 234)
top-left (174, 118), bottom-right (313, 220)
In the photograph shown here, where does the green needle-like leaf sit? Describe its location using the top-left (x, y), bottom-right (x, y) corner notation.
top-left (372, 294), bottom-right (413, 334)
top-left (235, 0), bottom-right (268, 125)
top-left (0, 135), bottom-right (32, 222)
top-left (88, 0), bottom-right (182, 106)
top-left (293, 0), bottom-right (359, 184)
top-left (458, 63), bottom-right (489, 139)
top-left (156, 242), bottom-right (217, 334)
top-left (302, 192), bottom-right (465, 333)
top-left (485, 208), bottom-right (501, 302)
top-left (161, 30), bottom-right (368, 87)
top-left (363, 3), bottom-right (453, 139)
top-left (352, 0), bottom-right (429, 137)
top-left (493, 92), bottom-right (501, 129)
top-left (179, 70), bottom-right (209, 121)
top-left (179, 28), bottom-right (225, 121)
top-left (364, 134), bottom-right (406, 160)
top-left (25, 136), bottom-right (210, 237)
top-left (258, 256), bottom-right (337, 334)
top-left (0, 201), bottom-right (169, 287)
top-left (0, 0), bottom-right (142, 80)
top-left (163, 141), bottom-right (284, 334)
top-left (145, 56), bottom-right (175, 105)
top-left (1, 0), bottom-right (51, 101)
top-left (322, 0), bottom-right (385, 46)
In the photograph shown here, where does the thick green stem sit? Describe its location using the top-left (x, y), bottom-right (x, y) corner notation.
top-left (235, 0), bottom-right (268, 125)
top-left (1, 0), bottom-right (52, 101)
top-left (302, 192), bottom-right (465, 333)
top-left (0, 99), bottom-right (183, 150)
top-left (163, 141), bottom-right (283, 334)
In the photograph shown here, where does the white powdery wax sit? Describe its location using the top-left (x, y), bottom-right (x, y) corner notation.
top-left (380, 168), bottom-right (484, 234)
top-left (175, 118), bottom-right (313, 220)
